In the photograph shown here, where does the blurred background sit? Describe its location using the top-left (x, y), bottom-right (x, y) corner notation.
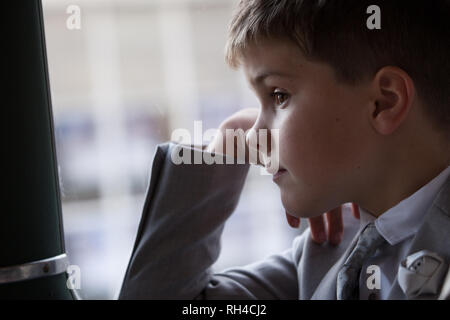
top-left (42, 0), bottom-right (303, 299)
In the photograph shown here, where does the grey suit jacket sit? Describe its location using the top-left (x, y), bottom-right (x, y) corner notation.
top-left (118, 142), bottom-right (450, 300)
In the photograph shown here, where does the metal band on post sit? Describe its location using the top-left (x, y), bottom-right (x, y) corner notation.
top-left (0, 254), bottom-right (69, 285)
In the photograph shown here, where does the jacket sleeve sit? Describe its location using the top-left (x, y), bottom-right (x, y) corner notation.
top-left (118, 142), bottom-right (303, 300)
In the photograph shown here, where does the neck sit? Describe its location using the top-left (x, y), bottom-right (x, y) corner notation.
top-left (357, 130), bottom-right (450, 218)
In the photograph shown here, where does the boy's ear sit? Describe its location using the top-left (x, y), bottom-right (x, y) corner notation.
top-left (369, 66), bottom-right (416, 135)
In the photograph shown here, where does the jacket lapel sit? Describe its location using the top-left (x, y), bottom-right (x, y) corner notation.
top-left (311, 227), bottom-right (363, 299)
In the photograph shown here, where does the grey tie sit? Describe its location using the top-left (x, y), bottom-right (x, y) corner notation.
top-left (337, 223), bottom-right (386, 300)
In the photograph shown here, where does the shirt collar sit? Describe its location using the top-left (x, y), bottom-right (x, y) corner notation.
top-left (359, 166), bottom-right (450, 246)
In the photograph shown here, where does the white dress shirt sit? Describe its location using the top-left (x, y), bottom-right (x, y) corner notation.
top-left (358, 166), bottom-right (450, 299)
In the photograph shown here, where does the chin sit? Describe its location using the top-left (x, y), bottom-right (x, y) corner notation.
top-left (280, 191), bottom-right (328, 219)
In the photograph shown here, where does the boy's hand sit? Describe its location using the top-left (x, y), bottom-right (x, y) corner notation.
top-left (207, 108), bottom-right (360, 245)
top-left (306, 203), bottom-right (360, 246)
top-left (206, 108), bottom-right (260, 164)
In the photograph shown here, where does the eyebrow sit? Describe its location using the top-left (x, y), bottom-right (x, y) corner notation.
top-left (252, 71), bottom-right (295, 86)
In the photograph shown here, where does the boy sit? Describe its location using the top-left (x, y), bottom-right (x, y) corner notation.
top-left (119, 0), bottom-right (450, 299)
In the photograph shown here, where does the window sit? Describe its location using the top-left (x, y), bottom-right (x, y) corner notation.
top-left (43, 0), bottom-right (302, 299)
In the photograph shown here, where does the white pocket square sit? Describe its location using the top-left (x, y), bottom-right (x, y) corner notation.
top-left (398, 250), bottom-right (448, 299)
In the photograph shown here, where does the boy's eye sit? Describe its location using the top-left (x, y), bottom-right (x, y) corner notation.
top-left (271, 91), bottom-right (289, 106)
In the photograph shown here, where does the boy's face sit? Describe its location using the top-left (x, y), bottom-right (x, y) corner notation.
top-left (242, 38), bottom-right (375, 218)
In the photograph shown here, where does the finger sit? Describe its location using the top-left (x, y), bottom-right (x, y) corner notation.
top-left (325, 207), bottom-right (343, 246)
top-left (245, 129), bottom-right (263, 166)
top-left (351, 202), bottom-right (360, 219)
top-left (308, 215), bottom-right (327, 244)
top-left (285, 211), bottom-right (300, 229)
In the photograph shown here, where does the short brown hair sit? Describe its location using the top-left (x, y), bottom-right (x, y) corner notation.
top-left (225, 0), bottom-right (450, 133)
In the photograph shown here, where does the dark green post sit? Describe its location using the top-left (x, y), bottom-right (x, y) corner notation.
top-left (1, 1), bottom-right (74, 299)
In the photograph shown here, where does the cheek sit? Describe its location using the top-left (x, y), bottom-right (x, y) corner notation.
top-left (276, 116), bottom-right (352, 217)
top-left (271, 84), bottom-right (369, 216)
top-left (279, 109), bottom-right (335, 170)
top-left (278, 99), bottom-right (362, 184)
